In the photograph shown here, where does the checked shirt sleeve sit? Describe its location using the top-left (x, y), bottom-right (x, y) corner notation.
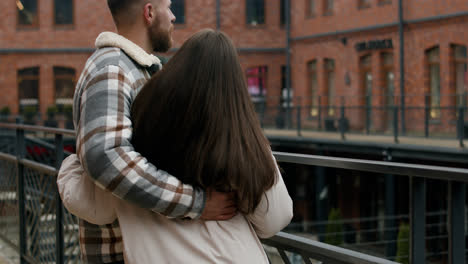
top-left (76, 65), bottom-right (205, 219)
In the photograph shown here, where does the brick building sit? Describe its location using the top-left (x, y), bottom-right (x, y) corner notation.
top-left (1, 0), bottom-right (467, 133)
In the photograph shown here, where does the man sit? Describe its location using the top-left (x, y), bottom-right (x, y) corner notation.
top-left (74, 0), bottom-right (236, 262)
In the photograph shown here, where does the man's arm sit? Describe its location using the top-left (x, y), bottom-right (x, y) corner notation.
top-left (76, 65), bottom-right (234, 219)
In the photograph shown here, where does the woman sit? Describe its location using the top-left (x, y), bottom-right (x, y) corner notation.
top-left (61, 29), bottom-right (293, 263)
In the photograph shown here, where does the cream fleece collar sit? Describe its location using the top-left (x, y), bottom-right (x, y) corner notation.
top-left (95, 31), bottom-right (161, 68)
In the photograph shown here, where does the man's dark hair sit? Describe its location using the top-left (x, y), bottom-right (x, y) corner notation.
top-left (107, 0), bottom-right (143, 27)
top-left (132, 29), bottom-right (278, 214)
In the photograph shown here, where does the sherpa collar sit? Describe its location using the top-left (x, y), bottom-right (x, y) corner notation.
top-left (95, 31), bottom-right (161, 68)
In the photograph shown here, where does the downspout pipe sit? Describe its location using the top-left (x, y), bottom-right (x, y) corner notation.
top-left (216, 0), bottom-right (221, 30)
top-left (286, 0), bottom-right (292, 128)
top-left (399, 0), bottom-right (406, 134)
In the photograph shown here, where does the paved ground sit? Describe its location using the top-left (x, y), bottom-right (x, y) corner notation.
top-left (0, 242), bottom-right (18, 264)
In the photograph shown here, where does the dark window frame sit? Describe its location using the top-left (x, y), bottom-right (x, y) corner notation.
top-left (53, 66), bottom-right (76, 108)
top-left (358, 0), bottom-right (372, 9)
top-left (17, 0), bottom-right (39, 29)
top-left (451, 44), bottom-right (467, 108)
top-left (172, 0), bottom-right (185, 25)
top-left (378, 0), bottom-right (392, 6)
top-left (425, 46), bottom-right (441, 119)
top-left (324, 58), bottom-right (336, 116)
top-left (307, 60), bottom-right (319, 116)
top-left (323, 0), bottom-right (334, 16)
top-left (306, 0), bottom-right (316, 18)
top-left (246, 0), bottom-right (265, 26)
top-left (53, 0), bottom-right (75, 27)
top-left (18, 67), bottom-right (40, 114)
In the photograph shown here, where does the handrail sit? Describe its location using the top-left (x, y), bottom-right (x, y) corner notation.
top-left (262, 232), bottom-right (398, 264)
top-left (273, 151), bottom-right (468, 182)
top-left (0, 123), bottom-right (75, 137)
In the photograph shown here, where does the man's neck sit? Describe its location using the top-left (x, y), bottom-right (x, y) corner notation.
top-left (117, 28), bottom-right (152, 55)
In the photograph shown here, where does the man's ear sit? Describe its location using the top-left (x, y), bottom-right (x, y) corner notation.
top-left (143, 3), bottom-right (155, 25)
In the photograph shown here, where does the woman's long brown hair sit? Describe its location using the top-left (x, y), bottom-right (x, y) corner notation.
top-left (131, 29), bottom-right (277, 214)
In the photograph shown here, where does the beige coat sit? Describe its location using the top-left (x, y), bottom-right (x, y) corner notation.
top-left (58, 155), bottom-right (293, 263)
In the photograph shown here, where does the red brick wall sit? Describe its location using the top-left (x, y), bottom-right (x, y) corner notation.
top-left (2, 0), bottom-right (468, 134)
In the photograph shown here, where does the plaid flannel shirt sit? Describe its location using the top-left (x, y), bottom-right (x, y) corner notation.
top-left (73, 32), bottom-right (206, 263)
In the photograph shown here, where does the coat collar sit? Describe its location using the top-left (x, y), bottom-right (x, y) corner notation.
top-left (95, 31), bottom-right (162, 68)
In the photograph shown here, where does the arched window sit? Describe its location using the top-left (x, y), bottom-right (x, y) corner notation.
top-left (18, 67), bottom-right (39, 114)
top-left (451, 44), bottom-right (467, 108)
top-left (54, 67), bottom-right (76, 107)
top-left (54, 0), bottom-right (74, 25)
top-left (324, 58), bottom-right (335, 116)
top-left (323, 0), bottom-right (334, 15)
top-left (426, 46), bottom-right (440, 118)
top-left (246, 0), bottom-right (265, 25)
top-left (381, 52), bottom-right (395, 107)
top-left (306, 0), bottom-right (316, 18)
top-left (308, 60), bottom-right (318, 116)
top-left (17, 0), bottom-right (38, 27)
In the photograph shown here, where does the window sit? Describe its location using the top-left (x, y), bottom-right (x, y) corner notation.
top-left (54, 67), bottom-right (76, 108)
top-left (323, 0), bottom-right (334, 15)
top-left (359, 0), bottom-right (372, 9)
top-left (17, 0), bottom-right (38, 27)
top-left (324, 59), bottom-right (335, 116)
top-left (280, 0), bottom-right (286, 25)
top-left (306, 0), bottom-right (315, 18)
top-left (246, 0), bottom-right (265, 25)
top-left (18, 67), bottom-right (39, 114)
top-left (360, 55), bottom-right (373, 124)
top-left (171, 0), bottom-right (185, 24)
top-left (452, 45), bottom-right (467, 108)
top-left (381, 53), bottom-right (395, 128)
top-left (247, 66), bottom-right (268, 102)
top-left (378, 0), bottom-right (392, 5)
top-left (426, 47), bottom-right (441, 119)
top-left (54, 0), bottom-right (73, 25)
top-left (308, 60), bottom-right (319, 116)
top-left (381, 52), bottom-right (395, 107)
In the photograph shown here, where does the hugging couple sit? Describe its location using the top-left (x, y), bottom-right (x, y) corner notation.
top-left (57, 0), bottom-right (293, 263)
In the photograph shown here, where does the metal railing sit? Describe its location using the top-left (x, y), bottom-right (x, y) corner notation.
top-left (254, 93), bottom-right (468, 147)
top-left (1, 123), bottom-right (468, 263)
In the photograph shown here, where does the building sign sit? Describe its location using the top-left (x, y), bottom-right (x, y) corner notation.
top-left (355, 39), bottom-right (393, 52)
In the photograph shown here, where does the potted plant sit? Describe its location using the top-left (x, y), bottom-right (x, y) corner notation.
top-left (325, 208), bottom-right (344, 246)
top-left (0, 106), bottom-right (11, 122)
top-left (23, 105), bottom-right (38, 125)
top-left (63, 105), bottom-right (74, 129)
top-left (45, 105), bottom-right (59, 127)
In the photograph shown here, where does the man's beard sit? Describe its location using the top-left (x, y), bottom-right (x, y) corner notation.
top-left (149, 19), bottom-right (172, 53)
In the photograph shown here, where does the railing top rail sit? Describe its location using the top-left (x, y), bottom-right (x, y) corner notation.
top-left (0, 123), bottom-right (75, 136)
top-left (273, 151), bottom-right (468, 182)
top-left (0, 152), bottom-right (57, 176)
top-left (263, 232), bottom-right (399, 264)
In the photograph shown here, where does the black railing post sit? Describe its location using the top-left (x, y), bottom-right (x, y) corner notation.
top-left (384, 151), bottom-right (396, 259)
top-left (318, 96), bottom-right (322, 131)
top-left (297, 104), bottom-right (302, 137)
top-left (448, 181), bottom-right (465, 264)
top-left (410, 177), bottom-right (426, 264)
top-left (15, 119), bottom-right (27, 264)
top-left (366, 95), bottom-right (371, 135)
top-left (339, 101), bottom-right (345, 140)
top-left (425, 94), bottom-right (430, 138)
top-left (393, 106), bottom-right (399, 143)
top-left (55, 134), bottom-right (65, 264)
top-left (457, 107), bottom-right (464, 148)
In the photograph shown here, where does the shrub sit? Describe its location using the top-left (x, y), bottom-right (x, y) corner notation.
top-left (396, 223), bottom-right (410, 264)
top-left (325, 208), bottom-right (344, 246)
top-left (0, 106), bottom-right (11, 116)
